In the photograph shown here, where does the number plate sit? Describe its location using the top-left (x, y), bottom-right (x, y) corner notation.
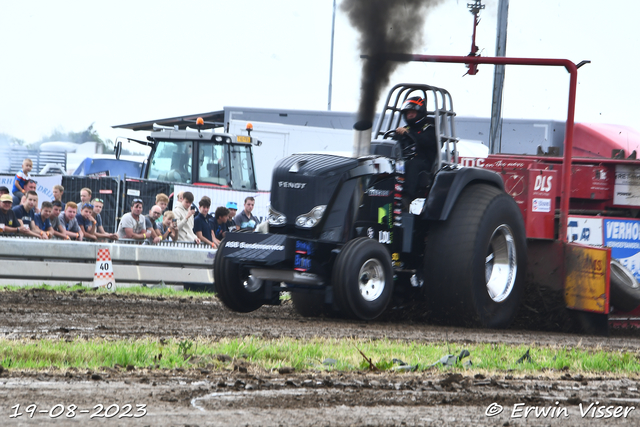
top-left (237, 136), bottom-right (251, 143)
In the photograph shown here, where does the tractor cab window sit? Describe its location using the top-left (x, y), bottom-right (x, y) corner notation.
top-left (229, 144), bottom-right (256, 190)
top-left (198, 142), bottom-right (231, 186)
top-left (147, 140), bottom-right (192, 183)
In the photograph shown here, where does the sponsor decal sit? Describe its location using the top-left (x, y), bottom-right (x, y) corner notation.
top-left (459, 157), bottom-right (486, 168)
top-left (533, 175), bottom-right (553, 193)
top-left (367, 188), bottom-right (390, 197)
top-left (278, 181), bottom-right (307, 189)
top-left (567, 217), bottom-right (604, 246)
top-left (614, 165), bottom-right (640, 206)
top-left (605, 218), bottom-right (640, 280)
top-left (395, 160), bottom-right (405, 174)
top-left (505, 174), bottom-right (525, 197)
top-left (378, 230), bottom-right (391, 244)
top-left (295, 240), bottom-right (315, 255)
top-left (532, 198), bottom-right (551, 213)
top-left (225, 241), bottom-right (285, 251)
top-left (294, 254), bottom-right (312, 271)
top-left (595, 169), bottom-right (607, 180)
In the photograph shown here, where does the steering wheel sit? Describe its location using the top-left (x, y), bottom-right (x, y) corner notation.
top-left (382, 129), bottom-right (397, 139)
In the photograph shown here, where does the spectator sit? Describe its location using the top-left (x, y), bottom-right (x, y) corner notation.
top-left (33, 201), bottom-right (55, 239)
top-left (226, 201), bottom-right (238, 229)
top-left (193, 197), bottom-right (214, 247)
top-left (177, 191), bottom-right (197, 211)
top-left (59, 202), bottom-right (83, 240)
top-left (12, 158), bottom-right (32, 200)
top-left (49, 200), bottom-right (67, 239)
top-left (14, 179), bottom-right (36, 207)
top-left (116, 198), bottom-right (148, 241)
top-left (0, 186), bottom-right (9, 196)
top-left (91, 198), bottom-right (118, 241)
top-left (77, 203), bottom-right (97, 241)
top-left (12, 190), bottom-right (41, 238)
top-left (158, 210), bottom-right (178, 241)
top-left (79, 187), bottom-right (92, 205)
top-left (52, 185), bottom-right (64, 203)
top-left (0, 194), bottom-right (19, 235)
top-left (173, 191), bottom-right (201, 244)
top-left (199, 196), bottom-right (216, 231)
top-left (212, 206), bottom-right (230, 246)
top-left (144, 205), bottom-right (163, 243)
top-left (155, 193), bottom-right (170, 225)
top-left (234, 196), bottom-right (259, 231)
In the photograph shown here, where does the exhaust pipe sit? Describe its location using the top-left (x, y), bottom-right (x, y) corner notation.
top-left (352, 120), bottom-right (372, 158)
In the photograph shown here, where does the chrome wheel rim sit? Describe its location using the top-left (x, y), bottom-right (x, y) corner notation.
top-left (359, 258), bottom-right (385, 302)
top-left (485, 224), bottom-right (517, 303)
top-left (244, 275), bottom-right (262, 293)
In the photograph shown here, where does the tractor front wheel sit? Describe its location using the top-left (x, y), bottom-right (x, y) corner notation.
top-left (333, 238), bottom-right (394, 320)
top-left (213, 239), bottom-right (264, 313)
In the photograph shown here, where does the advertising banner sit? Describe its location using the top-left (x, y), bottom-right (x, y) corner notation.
top-left (0, 174), bottom-right (62, 209)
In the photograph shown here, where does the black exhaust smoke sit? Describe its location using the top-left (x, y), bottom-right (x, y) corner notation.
top-left (341, 0), bottom-right (441, 124)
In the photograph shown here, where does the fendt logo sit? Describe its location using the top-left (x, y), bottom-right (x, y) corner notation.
top-left (278, 181), bottom-right (307, 189)
top-left (533, 175), bottom-right (553, 192)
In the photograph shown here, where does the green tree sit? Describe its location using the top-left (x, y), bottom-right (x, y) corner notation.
top-left (38, 124), bottom-right (113, 153)
top-left (0, 133), bottom-right (25, 146)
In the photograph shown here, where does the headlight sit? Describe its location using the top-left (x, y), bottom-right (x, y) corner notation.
top-left (268, 204), bottom-right (287, 226)
top-left (295, 205), bottom-right (326, 228)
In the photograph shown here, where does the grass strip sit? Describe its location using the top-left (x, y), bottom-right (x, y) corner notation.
top-left (0, 337), bottom-right (639, 376)
top-left (0, 283), bottom-right (211, 299)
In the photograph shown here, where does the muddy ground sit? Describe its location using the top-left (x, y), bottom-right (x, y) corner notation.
top-left (1, 289), bottom-right (640, 426)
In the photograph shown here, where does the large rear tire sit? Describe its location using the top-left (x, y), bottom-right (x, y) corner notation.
top-left (213, 239), bottom-right (264, 313)
top-left (333, 238), bottom-right (394, 320)
top-left (424, 184), bottom-right (527, 328)
top-left (610, 259), bottom-right (640, 312)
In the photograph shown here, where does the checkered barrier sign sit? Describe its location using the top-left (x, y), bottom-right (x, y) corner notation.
top-left (94, 248), bottom-right (116, 291)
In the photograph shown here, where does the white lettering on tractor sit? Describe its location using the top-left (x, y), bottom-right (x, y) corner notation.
top-left (279, 181), bottom-right (307, 189)
top-left (534, 175), bottom-right (553, 192)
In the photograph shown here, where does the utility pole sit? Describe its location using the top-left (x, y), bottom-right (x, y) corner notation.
top-left (328, 0), bottom-right (337, 111)
top-left (465, 0), bottom-right (485, 76)
top-left (489, 0), bottom-right (509, 154)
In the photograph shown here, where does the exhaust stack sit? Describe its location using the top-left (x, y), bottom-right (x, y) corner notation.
top-left (352, 120), bottom-right (372, 158)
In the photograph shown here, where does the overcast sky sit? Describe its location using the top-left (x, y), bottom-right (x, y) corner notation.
top-left (0, 0), bottom-right (638, 145)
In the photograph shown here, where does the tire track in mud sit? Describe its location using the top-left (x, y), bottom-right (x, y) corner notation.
top-left (1, 289), bottom-right (639, 348)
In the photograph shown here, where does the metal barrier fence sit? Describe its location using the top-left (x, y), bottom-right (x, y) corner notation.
top-left (121, 177), bottom-right (171, 215)
top-left (0, 146), bottom-right (67, 175)
top-left (60, 175), bottom-right (121, 233)
top-left (0, 237), bottom-right (216, 287)
top-left (0, 234), bottom-right (214, 248)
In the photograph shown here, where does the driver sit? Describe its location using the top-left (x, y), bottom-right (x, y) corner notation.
top-left (394, 96), bottom-right (438, 202)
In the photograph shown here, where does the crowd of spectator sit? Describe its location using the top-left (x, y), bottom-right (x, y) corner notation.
top-left (0, 158), bottom-right (261, 246)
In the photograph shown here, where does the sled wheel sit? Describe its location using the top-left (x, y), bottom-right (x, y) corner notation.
top-left (333, 238), bottom-right (393, 320)
top-left (424, 184), bottom-right (527, 328)
top-left (213, 239), bottom-right (264, 313)
top-left (610, 259), bottom-right (640, 312)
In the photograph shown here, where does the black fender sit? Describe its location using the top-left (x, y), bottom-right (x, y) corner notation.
top-left (422, 167), bottom-right (505, 221)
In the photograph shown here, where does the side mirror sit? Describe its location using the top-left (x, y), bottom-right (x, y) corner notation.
top-left (114, 139), bottom-right (123, 160)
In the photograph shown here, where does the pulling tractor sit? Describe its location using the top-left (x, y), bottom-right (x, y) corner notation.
top-left (214, 55), bottom-right (640, 333)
